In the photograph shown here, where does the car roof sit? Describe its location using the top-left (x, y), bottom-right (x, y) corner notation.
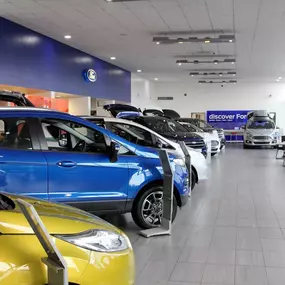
top-left (0, 106), bottom-right (53, 112)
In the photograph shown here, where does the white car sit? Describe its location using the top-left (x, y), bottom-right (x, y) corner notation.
top-left (179, 121), bottom-right (221, 156)
top-left (82, 116), bottom-right (208, 190)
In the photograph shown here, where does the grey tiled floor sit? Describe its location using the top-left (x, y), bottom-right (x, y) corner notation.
top-left (110, 145), bottom-right (285, 285)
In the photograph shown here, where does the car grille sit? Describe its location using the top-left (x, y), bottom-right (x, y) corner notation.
top-left (253, 136), bottom-right (271, 140)
top-left (217, 130), bottom-right (224, 138)
top-left (184, 140), bottom-right (205, 149)
top-left (254, 142), bottom-right (270, 145)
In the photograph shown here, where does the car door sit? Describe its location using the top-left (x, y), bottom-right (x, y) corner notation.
top-left (0, 115), bottom-right (48, 199)
top-left (35, 115), bottom-right (129, 212)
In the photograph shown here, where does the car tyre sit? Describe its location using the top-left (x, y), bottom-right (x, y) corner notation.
top-left (131, 186), bottom-right (178, 229)
top-left (243, 143), bottom-right (249, 149)
top-left (211, 153), bottom-right (217, 157)
top-left (191, 169), bottom-right (197, 190)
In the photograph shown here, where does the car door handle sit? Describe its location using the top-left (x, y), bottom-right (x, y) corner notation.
top-left (57, 161), bottom-right (76, 167)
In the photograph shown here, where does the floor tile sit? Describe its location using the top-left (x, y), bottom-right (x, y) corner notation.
top-left (207, 248), bottom-right (235, 264)
top-left (138, 260), bottom-right (176, 282)
top-left (258, 228), bottom-right (283, 239)
top-left (263, 251), bottom-right (285, 267)
top-left (202, 264), bottom-right (234, 284)
top-left (261, 239), bottom-right (285, 251)
top-left (235, 250), bottom-right (264, 266)
top-left (266, 267), bottom-right (285, 285)
top-left (257, 219), bottom-right (279, 228)
top-left (170, 263), bottom-right (204, 283)
top-left (235, 266), bottom-right (268, 285)
top-left (179, 247), bottom-right (208, 263)
top-left (149, 246), bottom-right (182, 262)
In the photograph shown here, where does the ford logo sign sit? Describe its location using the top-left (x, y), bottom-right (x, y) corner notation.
top-left (83, 69), bottom-right (97, 83)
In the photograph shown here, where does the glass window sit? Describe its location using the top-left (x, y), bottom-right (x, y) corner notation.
top-left (0, 118), bottom-right (32, 150)
top-left (40, 119), bottom-right (107, 153)
top-left (143, 117), bottom-right (188, 133)
top-left (247, 119), bottom-right (275, 129)
top-left (111, 123), bottom-right (154, 147)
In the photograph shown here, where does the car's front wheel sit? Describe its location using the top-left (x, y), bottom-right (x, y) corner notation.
top-left (131, 186), bottom-right (178, 229)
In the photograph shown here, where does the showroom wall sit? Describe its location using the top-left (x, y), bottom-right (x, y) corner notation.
top-left (0, 18), bottom-right (131, 102)
top-left (152, 82), bottom-right (285, 130)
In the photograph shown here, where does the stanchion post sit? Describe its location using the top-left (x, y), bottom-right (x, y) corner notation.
top-left (17, 199), bottom-right (68, 285)
top-left (140, 150), bottom-right (174, 238)
top-left (178, 141), bottom-right (192, 197)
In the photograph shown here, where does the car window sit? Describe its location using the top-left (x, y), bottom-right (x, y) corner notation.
top-left (110, 123), bottom-right (155, 147)
top-left (0, 118), bottom-right (33, 150)
top-left (40, 118), bottom-right (107, 153)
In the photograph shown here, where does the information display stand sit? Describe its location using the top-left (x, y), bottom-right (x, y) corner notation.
top-left (17, 199), bottom-right (68, 285)
top-left (140, 150), bottom-right (173, 238)
top-left (178, 141), bottom-right (192, 197)
top-left (206, 141), bottom-right (212, 164)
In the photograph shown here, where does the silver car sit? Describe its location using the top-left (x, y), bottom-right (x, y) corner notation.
top-left (243, 116), bottom-right (278, 148)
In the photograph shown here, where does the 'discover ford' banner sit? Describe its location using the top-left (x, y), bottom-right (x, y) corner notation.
top-left (207, 110), bottom-right (250, 129)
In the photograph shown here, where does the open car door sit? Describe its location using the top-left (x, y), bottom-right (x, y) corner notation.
top-left (0, 90), bottom-right (35, 107)
top-left (104, 104), bottom-right (141, 118)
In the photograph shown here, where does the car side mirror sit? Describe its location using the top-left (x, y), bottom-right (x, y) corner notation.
top-left (109, 141), bottom-right (120, 163)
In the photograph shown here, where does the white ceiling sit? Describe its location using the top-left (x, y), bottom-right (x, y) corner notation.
top-left (0, 0), bottom-right (285, 83)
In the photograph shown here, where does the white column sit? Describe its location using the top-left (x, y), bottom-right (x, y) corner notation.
top-left (68, 97), bottom-right (91, 116)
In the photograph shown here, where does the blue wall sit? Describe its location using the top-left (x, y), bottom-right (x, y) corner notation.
top-left (0, 18), bottom-right (131, 102)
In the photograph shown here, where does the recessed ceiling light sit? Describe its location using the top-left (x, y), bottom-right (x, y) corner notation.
top-left (214, 61), bottom-right (218, 65)
top-left (110, 56), bottom-right (116, 60)
top-left (191, 74), bottom-right (194, 77)
top-left (106, 0), bottom-right (113, 2)
top-left (233, 74), bottom-right (236, 76)
top-left (64, 35), bottom-right (71, 39)
top-left (154, 78), bottom-right (158, 81)
top-left (156, 42), bottom-right (160, 45)
top-left (137, 69), bottom-right (142, 73)
top-left (205, 40), bottom-right (211, 44)
top-left (178, 41), bottom-right (184, 44)
top-left (229, 39), bottom-right (233, 43)
top-left (231, 61), bottom-right (235, 64)
top-left (178, 63), bottom-right (182, 66)
top-left (219, 73), bottom-right (223, 76)
top-left (278, 76), bottom-right (282, 80)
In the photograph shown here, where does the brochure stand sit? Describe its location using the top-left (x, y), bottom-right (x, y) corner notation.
top-left (178, 141), bottom-right (192, 197)
top-left (17, 199), bottom-right (68, 285)
top-left (140, 150), bottom-right (173, 238)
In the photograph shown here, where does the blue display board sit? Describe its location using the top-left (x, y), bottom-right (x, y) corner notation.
top-left (207, 110), bottom-right (250, 130)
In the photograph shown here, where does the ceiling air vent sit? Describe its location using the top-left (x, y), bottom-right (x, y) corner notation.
top-left (157, 97), bottom-right (173, 101)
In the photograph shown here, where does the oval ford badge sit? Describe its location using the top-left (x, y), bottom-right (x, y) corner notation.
top-left (84, 69), bottom-right (97, 83)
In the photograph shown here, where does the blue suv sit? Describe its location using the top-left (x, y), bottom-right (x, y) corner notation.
top-left (0, 107), bottom-right (189, 229)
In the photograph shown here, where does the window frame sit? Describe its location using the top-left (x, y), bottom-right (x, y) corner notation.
top-left (0, 117), bottom-right (41, 151)
top-left (34, 117), bottom-right (110, 155)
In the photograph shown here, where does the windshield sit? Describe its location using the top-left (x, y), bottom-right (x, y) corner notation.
top-left (247, 119), bottom-right (275, 129)
top-left (143, 117), bottom-right (188, 133)
top-left (180, 122), bottom-right (204, 132)
top-left (194, 120), bottom-right (212, 129)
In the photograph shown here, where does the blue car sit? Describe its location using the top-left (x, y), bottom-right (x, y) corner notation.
top-left (0, 107), bottom-right (189, 229)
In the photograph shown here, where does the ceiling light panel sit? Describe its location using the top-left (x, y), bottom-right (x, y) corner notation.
top-left (198, 80), bottom-right (237, 84)
top-left (190, 71), bottom-right (237, 76)
top-left (153, 35), bottom-right (235, 45)
top-left (177, 59), bottom-right (236, 65)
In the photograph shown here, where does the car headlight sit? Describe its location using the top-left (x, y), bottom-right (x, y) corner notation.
top-left (54, 229), bottom-right (131, 252)
top-left (174, 158), bottom-right (186, 167)
top-left (246, 132), bottom-right (252, 139)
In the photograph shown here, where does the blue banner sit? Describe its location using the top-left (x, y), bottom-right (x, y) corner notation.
top-left (207, 110), bottom-right (250, 130)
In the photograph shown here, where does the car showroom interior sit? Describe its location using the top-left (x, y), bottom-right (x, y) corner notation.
top-left (0, 0), bottom-right (285, 285)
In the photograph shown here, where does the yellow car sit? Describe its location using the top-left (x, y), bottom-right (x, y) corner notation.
top-left (0, 193), bottom-right (135, 285)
